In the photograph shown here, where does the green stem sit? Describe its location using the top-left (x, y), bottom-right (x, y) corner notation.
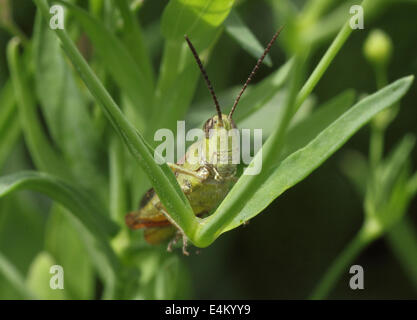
top-left (369, 124), bottom-right (384, 170)
top-left (309, 226), bottom-right (375, 300)
top-left (296, 0), bottom-right (372, 110)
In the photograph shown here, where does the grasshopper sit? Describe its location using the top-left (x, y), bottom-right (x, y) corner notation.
top-left (125, 28), bottom-right (283, 255)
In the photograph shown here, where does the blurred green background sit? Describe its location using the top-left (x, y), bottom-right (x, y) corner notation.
top-left (0, 0), bottom-right (416, 299)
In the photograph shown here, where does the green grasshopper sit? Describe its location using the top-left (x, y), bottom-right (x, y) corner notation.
top-left (125, 28), bottom-right (283, 254)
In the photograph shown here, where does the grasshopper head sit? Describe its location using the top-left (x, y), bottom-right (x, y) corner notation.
top-left (203, 114), bottom-right (236, 138)
top-left (203, 114), bottom-right (239, 178)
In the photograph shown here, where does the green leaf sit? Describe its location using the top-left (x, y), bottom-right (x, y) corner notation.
top-left (365, 134), bottom-right (416, 229)
top-left (32, 12), bottom-right (107, 200)
top-left (26, 252), bottom-right (67, 300)
top-left (0, 81), bottom-right (20, 171)
top-left (56, 0), bottom-right (154, 118)
top-left (224, 10), bottom-right (272, 67)
top-left (7, 37), bottom-right (73, 181)
top-left (223, 76), bottom-right (414, 232)
top-left (0, 170), bottom-right (122, 298)
top-left (161, 0), bottom-right (235, 50)
top-left (0, 171), bottom-right (118, 238)
top-left (0, 251), bottom-right (36, 300)
top-left (113, 0), bottom-right (154, 85)
top-left (44, 205), bottom-right (94, 300)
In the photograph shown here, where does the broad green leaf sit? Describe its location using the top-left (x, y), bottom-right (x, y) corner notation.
top-left (0, 251), bottom-right (36, 299)
top-left (26, 252), bottom-right (67, 300)
top-left (161, 0), bottom-right (235, 51)
top-left (223, 76), bottom-right (414, 232)
top-left (224, 10), bottom-right (272, 67)
top-left (44, 205), bottom-right (94, 300)
top-left (34, 0), bottom-right (196, 237)
top-left (56, 0), bottom-right (153, 118)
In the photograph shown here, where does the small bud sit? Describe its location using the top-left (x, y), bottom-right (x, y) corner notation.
top-left (363, 29), bottom-right (393, 66)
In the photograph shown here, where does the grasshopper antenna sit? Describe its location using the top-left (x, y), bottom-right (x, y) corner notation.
top-left (229, 26), bottom-right (284, 119)
top-left (185, 35), bottom-right (223, 124)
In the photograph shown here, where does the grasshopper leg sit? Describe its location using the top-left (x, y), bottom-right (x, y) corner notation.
top-left (167, 231), bottom-right (181, 252)
top-left (166, 230), bottom-right (189, 256)
top-left (168, 163), bottom-right (203, 180)
top-left (182, 233), bottom-right (189, 256)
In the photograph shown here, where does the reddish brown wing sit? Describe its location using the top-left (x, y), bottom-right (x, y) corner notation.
top-left (125, 213), bottom-right (172, 229)
top-left (125, 187), bottom-right (172, 230)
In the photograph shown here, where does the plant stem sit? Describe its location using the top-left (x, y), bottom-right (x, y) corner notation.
top-left (369, 124), bottom-right (384, 170)
top-left (309, 226), bottom-right (375, 300)
top-left (296, 0), bottom-right (371, 110)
